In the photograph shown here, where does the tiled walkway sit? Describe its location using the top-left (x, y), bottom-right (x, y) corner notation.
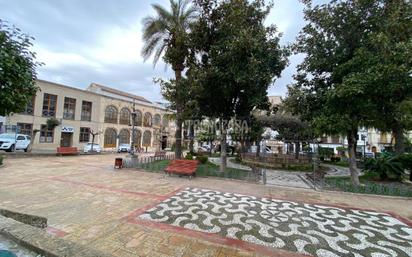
top-left (1, 154), bottom-right (411, 257)
top-left (138, 188), bottom-right (412, 257)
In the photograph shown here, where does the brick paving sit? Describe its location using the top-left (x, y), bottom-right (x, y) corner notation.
top-left (0, 154), bottom-right (411, 257)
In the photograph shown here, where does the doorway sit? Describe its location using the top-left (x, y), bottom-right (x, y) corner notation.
top-left (162, 136), bottom-right (167, 150)
top-left (60, 132), bottom-right (73, 147)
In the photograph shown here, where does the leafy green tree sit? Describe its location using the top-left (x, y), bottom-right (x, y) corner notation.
top-left (344, 0), bottom-right (412, 153)
top-left (0, 20), bottom-right (40, 116)
top-left (190, 0), bottom-right (288, 171)
top-left (285, 0), bottom-right (387, 185)
top-left (142, 0), bottom-right (198, 158)
top-left (258, 114), bottom-right (315, 159)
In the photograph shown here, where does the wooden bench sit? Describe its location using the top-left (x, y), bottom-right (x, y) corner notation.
top-left (164, 160), bottom-right (199, 179)
top-left (56, 147), bottom-right (79, 156)
top-left (154, 151), bottom-right (166, 160)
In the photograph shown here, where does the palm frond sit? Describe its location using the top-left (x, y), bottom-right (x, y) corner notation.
top-left (141, 0), bottom-right (198, 66)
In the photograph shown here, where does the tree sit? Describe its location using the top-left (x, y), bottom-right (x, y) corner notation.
top-left (258, 113), bottom-right (315, 159)
top-left (0, 20), bottom-right (40, 116)
top-left (190, 0), bottom-right (288, 171)
top-left (89, 130), bottom-right (101, 153)
top-left (285, 0), bottom-right (385, 185)
top-left (142, 0), bottom-right (198, 159)
top-left (344, 0), bottom-right (412, 154)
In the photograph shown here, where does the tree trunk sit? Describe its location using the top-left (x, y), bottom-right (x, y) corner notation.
top-left (174, 69), bottom-right (183, 159)
top-left (294, 141), bottom-right (300, 160)
top-left (347, 129), bottom-right (360, 186)
top-left (208, 139), bottom-right (212, 157)
top-left (189, 122), bottom-right (194, 154)
top-left (220, 119), bottom-right (227, 172)
top-left (240, 139), bottom-right (245, 154)
top-left (256, 140), bottom-right (261, 157)
top-left (392, 122), bottom-right (405, 154)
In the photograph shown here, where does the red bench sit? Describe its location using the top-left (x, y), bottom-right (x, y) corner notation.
top-left (164, 159), bottom-right (199, 179)
top-left (56, 147), bottom-right (79, 156)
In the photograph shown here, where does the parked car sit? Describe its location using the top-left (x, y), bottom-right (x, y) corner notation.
top-left (198, 145), bottom-right (211, 152)
top-left (0, 133), bottom-right (31, 152)
top-left (215, 144), bottom-right (236, 155)
top-left (117, 144), bottom-right (131, 153)
top-left (83, 143), bottom-right (101, 153)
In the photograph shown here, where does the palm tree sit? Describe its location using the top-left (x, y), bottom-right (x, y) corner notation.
top-left (142, 0), bottom-right (197, 159)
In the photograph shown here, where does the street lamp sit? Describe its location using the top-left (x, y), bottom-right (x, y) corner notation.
top-left (361, 134), bottom-right (367, 158)
top-left (130, 99), bottom-right (137, 156)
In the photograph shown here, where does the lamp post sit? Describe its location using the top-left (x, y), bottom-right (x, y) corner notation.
top-left (130, 99), bottom-right (136, 156)
top-left (361, 134), bottom-right (366, 158)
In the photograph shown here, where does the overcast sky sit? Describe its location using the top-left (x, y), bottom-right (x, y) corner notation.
top-left (0, 0), bottom-right (326, 102)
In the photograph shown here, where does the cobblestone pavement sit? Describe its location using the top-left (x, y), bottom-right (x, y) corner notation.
top-left (1, 154), bottom-right (411, 257)
top-left (210, 157), bottom-right (312, 189)
top-left (139, 188), bottom-right (412, 257)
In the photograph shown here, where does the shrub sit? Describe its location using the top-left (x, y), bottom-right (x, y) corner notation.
top-left (364, 155), bottom-right (405, 181)
top-left (318, 147), bottom-right (334, 159)
top-left (185, 153), bottom-right (193, 160)
top-left (196, 155), bottom-right (208, 164)
top-left (330, 156), bottom-right (341, 162)
top-left (46, 117), bottom-right (60, 128)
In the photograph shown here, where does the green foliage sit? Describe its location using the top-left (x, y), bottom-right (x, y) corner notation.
top-left (141, 0), bottom-right (197, 68)
top-left (396, 153), bottom-right (412, 172)
top-left (190, 0), bottom-right (288, 120)
top-left (258, 114), bottom-right (315, 143)
top-left (185, 152), bottom-right (193, 160)
top-left (330, 156), bottom-right (341, 163)
top-left (142, 0), bottom-right (198, 159)
top-left (364, 155), bottom-right (405, 181)
top-left (318, 147), bottom-right (334, 159)
top-left (46, 117), bottom-right (60, 129)
top-left (336, 146), bottom-right (347, 152)
top-left (0, 20), bottom-right (40, 116)
top-left (283, 0), bottom-right (412, 184)
top-left (196, 155), bottom-right (208, 164)
top-left (137, 159), bottom-right (250, 180)
top-left (326, 175), bottom-right (412, 198)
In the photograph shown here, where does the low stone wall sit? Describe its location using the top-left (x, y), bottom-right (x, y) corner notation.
top-left (0, 216), bottom-right (114, 257)
top-left (0, 209), bottom-right (47, 228)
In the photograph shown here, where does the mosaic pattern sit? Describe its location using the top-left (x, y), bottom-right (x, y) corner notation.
top-left (265, 171), bottom-right (312, 189)
top-left (139, 188), bottom-right (412, 257)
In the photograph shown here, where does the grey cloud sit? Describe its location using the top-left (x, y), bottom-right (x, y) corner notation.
top-left (0, 0), bottom-right (327, 101)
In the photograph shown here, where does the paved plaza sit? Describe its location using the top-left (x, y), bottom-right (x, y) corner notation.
top-left (0, 155), bottom-right (412, 257)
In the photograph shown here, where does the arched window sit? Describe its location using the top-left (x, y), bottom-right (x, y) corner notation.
top-left (162, 116), bottom-right (169, 127)
top-left (132, 129), bottom-right (142, 148)
top-left (134, 110), bottom-right (142, 126)
top-left (154, 114), bottom-right (161, 127)
top-left (104, 128), bottom-right (117, 148)
top-left (104, 106), bottom-right (118, 123)
top-left (119, 108), bottom-right (131, 125)
top-left (143, 130), bottom-right (152, 146)
top-left (143, 112), bottom-right (152, 127)
top-left (119, 129), bottom-right (130, 145)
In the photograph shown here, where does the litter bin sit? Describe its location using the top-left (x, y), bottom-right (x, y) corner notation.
top-left (114, 158), bottom-right (123, 169)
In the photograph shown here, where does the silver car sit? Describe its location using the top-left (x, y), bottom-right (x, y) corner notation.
top-left (117, 144), bottom-right (131, 153)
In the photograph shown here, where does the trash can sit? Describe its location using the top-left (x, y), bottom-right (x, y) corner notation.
top-left (114, 158), bottom-right (123, 169)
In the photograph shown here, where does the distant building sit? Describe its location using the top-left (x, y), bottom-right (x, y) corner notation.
top-left (2, 79), bottom-right (175, 152)
top-left (268, 95), bottom-right (282, 107)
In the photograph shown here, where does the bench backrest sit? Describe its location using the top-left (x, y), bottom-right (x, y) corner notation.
top-left (57, 147), bottom-right (78, 153)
